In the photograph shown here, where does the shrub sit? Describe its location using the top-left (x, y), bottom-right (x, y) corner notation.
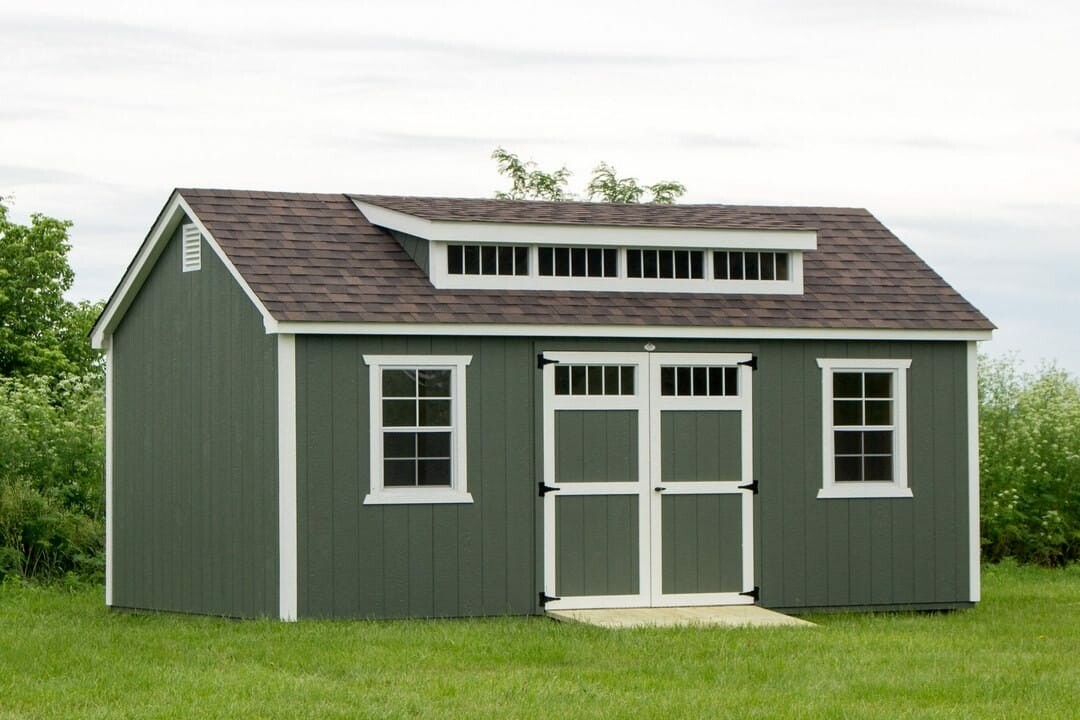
top-left (980, 355), bottom-right (1080, 566)
top-left (0, 373), bottom-right (103, 581)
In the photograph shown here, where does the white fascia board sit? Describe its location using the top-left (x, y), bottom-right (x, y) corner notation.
top-left (90, 193), bottom-right (279, 349)
top-left (353, 200), bottom-right (818, 251)
top-left (273, 321), bottom-right (993, 342)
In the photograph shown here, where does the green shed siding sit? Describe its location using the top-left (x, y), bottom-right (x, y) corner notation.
top-left (111, 223), bottom-right (278, 618)
top-left (295, 335), bottom-right (536, 618)
top-left (292, 335), bottom-right (970, 618)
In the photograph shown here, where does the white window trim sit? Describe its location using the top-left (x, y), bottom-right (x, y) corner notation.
top-left (816, 358), bottom-right (913, 499)
top-left (362, 355), bottom-right (473, 505)
top-left (428, 241), bottom-right (804, 295)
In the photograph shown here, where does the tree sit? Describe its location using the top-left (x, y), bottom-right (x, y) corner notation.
top-left (492, 148), bottom-right (686, 204)
top-left (0, 198), bottom-right (102, 378)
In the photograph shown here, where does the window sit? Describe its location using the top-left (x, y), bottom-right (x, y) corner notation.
top-left (659, 365), bottom-right (738, 397)
top-left (553, 364), bottom-right (635, 395)
top-left (448, 244), bottom-right (528, 276)
top-left (714, 251), bottom-right (789, 281)
top-left (538, 246), bottom-right (617, 277)
top-left (816, 358), bottom-right (912, 499)
top-left (363, 355), bottom-right (473, 504)
top-left (626, 249), bottom-right (705, 279)
top-left (182, 224), bottom-right (201, 272)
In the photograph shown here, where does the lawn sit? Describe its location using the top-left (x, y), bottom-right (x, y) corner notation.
top-left (1, 563), bottom-right (1077, 719)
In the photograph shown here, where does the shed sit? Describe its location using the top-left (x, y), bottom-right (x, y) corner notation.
top-left (90, 189), bottom-right (994, 620)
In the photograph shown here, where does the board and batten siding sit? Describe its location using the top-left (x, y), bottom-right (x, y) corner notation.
top-left (111, 221), bottom-right (279, 618)
top-left (295, 335), bottom-right (536, 618)
top-left (293, 335), bottom-right (971, 618)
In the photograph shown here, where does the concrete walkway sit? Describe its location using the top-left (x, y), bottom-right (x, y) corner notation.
top-left (547, 605), bottom-right (814, 628)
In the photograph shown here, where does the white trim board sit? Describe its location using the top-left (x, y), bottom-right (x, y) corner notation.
top-left (968, 342), bottom-right (981, 602)
top-left (104, 339), bottom-right (114, 607)
top-left (273, 321), bottom-right (993, 342)
top-left (353, 200), bottom-right (819, 250)
top-left (90, 192), bottom-right (279, 349)
top-left (277, 334), bottom-right (298, 621)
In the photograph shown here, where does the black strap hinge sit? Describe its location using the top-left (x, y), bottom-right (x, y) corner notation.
top-left (740, 586), bottom-right (760, 601)
top-left (537, 353), bottom-right (560, 369)
top-left (539, 592), bottom-right (560, 606)
top-left (738, 356), bottom-right (758, 371)
top-left (538, 482), bottom-right (560, 497)
top-left (738, 480), bottom-right (758, 494)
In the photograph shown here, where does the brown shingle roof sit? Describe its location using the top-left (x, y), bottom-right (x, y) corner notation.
top-left (178, 188), bottom-right (994, 332)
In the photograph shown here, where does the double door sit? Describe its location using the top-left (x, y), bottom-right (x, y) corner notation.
top-left (541, 352), bottom-right (754, 610)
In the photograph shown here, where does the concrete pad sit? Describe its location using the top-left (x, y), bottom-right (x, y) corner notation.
top-left (546, 605), bottom-right (814, 628)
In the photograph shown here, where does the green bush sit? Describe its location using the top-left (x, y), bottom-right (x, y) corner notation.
top-left (0, 373), bottom-right (103, 581)
top-left (980, 355), bottom-right (1080, 566)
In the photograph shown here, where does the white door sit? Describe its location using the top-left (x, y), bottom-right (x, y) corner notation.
top-left (541, 351), bottom-right (755, 611)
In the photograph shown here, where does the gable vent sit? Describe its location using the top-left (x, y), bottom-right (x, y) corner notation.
top-left (182, 224), bottom-right (201, 272)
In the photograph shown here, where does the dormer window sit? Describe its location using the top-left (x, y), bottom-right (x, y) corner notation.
top-left (714, 251), bottom-right (790, 281)
top-left (539, 247), bottom-right (617, 278)
top-left (627, 249), bottom-right (705, 280)
top-left (447, 244), bottom-right (528, 276)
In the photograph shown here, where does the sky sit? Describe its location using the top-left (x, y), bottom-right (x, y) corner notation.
top-left (2, 0), bottom-right (1078, 372)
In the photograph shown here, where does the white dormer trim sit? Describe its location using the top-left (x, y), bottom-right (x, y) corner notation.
top-left (352, 200), bottom-right (818, 251)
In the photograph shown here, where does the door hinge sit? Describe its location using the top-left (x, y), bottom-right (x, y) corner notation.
top-left (738, 356), bottom-right (758, 371)
top-left (738, 480), bottom-right (758, 494)
top-left (539, 592), bottom-right (560, 606)
top-left (538, 482), bottom-right (560, 497)
top-left (740, 586), bottom-right (760, 601)
top-left (537, 353), bottom-right (560, 369)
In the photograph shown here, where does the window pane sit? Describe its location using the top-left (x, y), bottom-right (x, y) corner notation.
top-left (864, 455), bottom-right (893, 482)
top-left (865, 400), bottom-right (892, 425)
top-left (660, 366), bottom-right (675, 396)
top-left (775, 253), bottom-right (789, 280)
top-left (587, 365), bottom-right (603, 394)
top-left (692, 367), bottom-right (707, 395)
top-left (643, 250), bottom-right (658, 278)
top-left (835, 456), bottom-right (862, 482)
top-left (863, 430), bottom-right (892, 454)
top-left (834, 430), bottom-right (862, 455)
top-left (674, 251), bottom-right (690, 279)
top-left (497, 246), bottom-right (514, 276)
top-left (382, 369), bottom-right (416, 397)
top-left (384, 432), bottom-right (416, 458)
top-left (761, 252), bottom-right (775, 280)
top-left (419, 399), bottom-right (451, 427)
top-left (604, 366), bottom-right (620, 395)
top-left (554, 365), bottom-right (570, 395)
top-left (481, 245), bottom-right (497, 275)
top-left (603, 248), bottom-right (618, 277)
top-left (571, 247), bottom-right (587, 277)
top-left (724, 367), bottom-right (738, 396)
top-left (571, 366), bottom-right (587, 395)
top-left (620, 366), bottom-right (635, 395)
top-left (690, 251), bottom-right (704, 279)
top-left (833, 372), bottom-right (862, 399)
top-left (417, 431), bottom-right (451, 458)
top-left (448, 245), bottom-right (463, 274)
top-left (744, 252), bottom-right (760, 280)
top-left (714, 251), bottom-right (729, 279)
top-left (464, 245), bottom-right (480, 274)
top-left (383, 399), bottom-right (416, 427)
top-left (384, 459), bottom-right (416, 487)
top-left (708, 367), bottom-right (724, 396)
top-left (417, 370), bottom-right (451, 397)
top-left (417, 459), bottom-right (452, 486)
top-left (515, 246), bottom-right (529, 275)
top-left (659, 250), bottom-right (674, 279)
top-left (833, 400), bottom-right (862, 426)
top-left (676, 366), bottom-right (692, 396)
top-left (587, 248), bottom-right (603, 277)
top-left (729, 252), bottom-right (744, 279)
top-left (864, 372), bottom-right (892, 398)
top-left (539, 247), bottom-right (554, 276)
top-left (627, 249), bottom-right (642, 278)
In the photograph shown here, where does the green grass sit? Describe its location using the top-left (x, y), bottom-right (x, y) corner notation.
top-left (1, 563), bottom-right (1077, 719)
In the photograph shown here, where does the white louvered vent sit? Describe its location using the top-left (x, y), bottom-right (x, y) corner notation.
top-left (182, 224), bottom-right (201, 272)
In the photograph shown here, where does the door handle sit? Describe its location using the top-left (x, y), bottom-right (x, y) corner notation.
top-left (654, 486), bottom-right (667, 492)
